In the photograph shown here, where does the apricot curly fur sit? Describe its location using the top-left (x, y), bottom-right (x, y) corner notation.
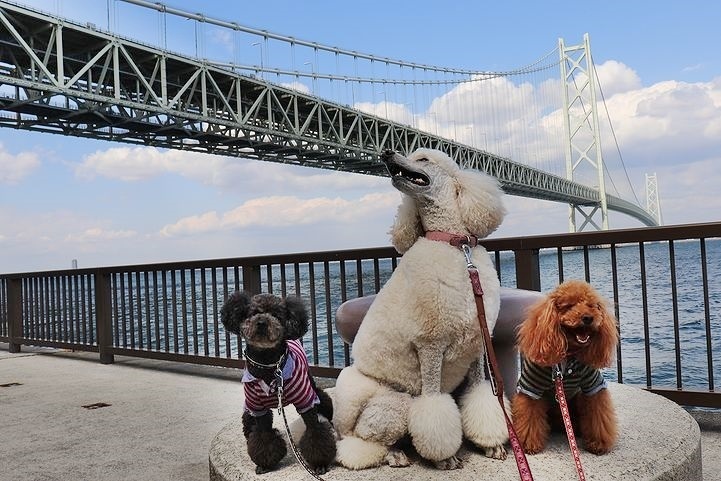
top-left (513, 279), bottom-right (619, 455)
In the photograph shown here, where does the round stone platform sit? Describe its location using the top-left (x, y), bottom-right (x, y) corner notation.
top-left (209, 383), bottom-right (701, 481)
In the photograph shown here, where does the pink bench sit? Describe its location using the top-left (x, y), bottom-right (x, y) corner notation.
top-left (334, 287), bottom-right (544, 391)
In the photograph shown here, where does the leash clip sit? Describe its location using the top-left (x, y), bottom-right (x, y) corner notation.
top-left (461, 243), bottom-right (476, 269)
top-left (553, 363), bottom-right (564, 381)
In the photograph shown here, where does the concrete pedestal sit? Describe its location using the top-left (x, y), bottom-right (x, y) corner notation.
top-left (209, 383), bottom-right (701, 481)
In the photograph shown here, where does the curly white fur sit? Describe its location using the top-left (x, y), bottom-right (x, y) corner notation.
top-left (333, 148), bottom-right (510, 470)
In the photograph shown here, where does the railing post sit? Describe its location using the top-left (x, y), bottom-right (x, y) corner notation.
top-left (242, 264), bottom-right (262, 295)
top-left (7, 278), bottom-right (22, 353)
top-left (94, 271), bottom-right (114, 364)
top-left (515, 248), bottom-right (541, 291)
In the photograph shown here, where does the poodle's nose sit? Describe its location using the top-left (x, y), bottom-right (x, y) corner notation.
top-left (255, 318), bottom-right (267, 332)
top-left (582, 315), bottom-right (594, 325)
top-left (381, 149), bottom-right (396, 162)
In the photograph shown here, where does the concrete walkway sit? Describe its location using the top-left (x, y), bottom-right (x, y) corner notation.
top-left (1, 344), bottom-right (719, 481)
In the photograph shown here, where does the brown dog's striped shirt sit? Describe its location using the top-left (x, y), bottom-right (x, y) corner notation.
top-left (517, 357), bottom-right (607, 401)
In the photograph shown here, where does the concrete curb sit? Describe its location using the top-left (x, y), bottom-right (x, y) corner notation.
top-left (209, 383), bottom-right (701, 481)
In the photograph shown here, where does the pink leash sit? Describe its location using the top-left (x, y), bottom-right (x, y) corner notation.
top-left (554, 366), bottom-right (587, 481)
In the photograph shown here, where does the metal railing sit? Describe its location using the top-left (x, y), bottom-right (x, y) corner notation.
top-left (1, 222), bottom-right (719, 407)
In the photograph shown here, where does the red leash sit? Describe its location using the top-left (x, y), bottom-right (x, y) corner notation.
top-left (425, 232), bottom-right (535, 481)
top-left (554, 366), bottom-right (587, 481)
top-left (467, 253), bottom-right (534, 481)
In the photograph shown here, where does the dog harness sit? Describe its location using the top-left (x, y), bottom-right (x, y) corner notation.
top-left (517, 357), bottom-right (607, 401)
top-left (242, 339), bottom-right (319, 417)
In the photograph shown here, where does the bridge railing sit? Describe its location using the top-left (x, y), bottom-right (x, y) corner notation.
top-left (1, 222), bottom-right (720, 408)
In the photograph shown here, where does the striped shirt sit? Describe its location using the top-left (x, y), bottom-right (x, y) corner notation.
top-left (242, 339), bottom-right (319, 417)
top-left (517, 357), bottom-right (607, 401)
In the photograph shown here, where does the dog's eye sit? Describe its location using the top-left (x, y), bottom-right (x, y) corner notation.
top-left (555, 302), bottom-right (571, 311)
top-left (416, 157), bottom-right (428, 162)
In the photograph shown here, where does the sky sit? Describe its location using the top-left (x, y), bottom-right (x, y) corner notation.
top-left (1, 0), bottom-right (721, 273)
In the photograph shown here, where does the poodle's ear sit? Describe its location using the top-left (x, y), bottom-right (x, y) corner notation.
top-left (578, 300), bottom-right (619, 369)
top-left (455, 169), bottom-right (506, 239)
top-left (283, 296), bottom-right (309, 340)
top-left (389, 194), bottom-right (423, 254)
top-left (517, 295), bottom-right (567, 366)
top-left (221, 291), bottom-right (252, 335)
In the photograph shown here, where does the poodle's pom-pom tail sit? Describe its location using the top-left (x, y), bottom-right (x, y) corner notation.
top-left (335, 436), bottom-right (388, 470)
top-left (220, 291), bottom-right (251, 335)
top-left (408, 393), bottom-right (462, 462)
top-left (283, 295), bottom-right (309, 339)
top-left (459, 380), bottom-right (510, 448)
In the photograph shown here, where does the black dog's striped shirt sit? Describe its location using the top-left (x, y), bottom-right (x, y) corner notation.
top-left (517, 357), bottom-right (607, 401)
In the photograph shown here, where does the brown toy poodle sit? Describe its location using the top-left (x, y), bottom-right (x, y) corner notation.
top-left (511, 279), bottom-right (619, 455)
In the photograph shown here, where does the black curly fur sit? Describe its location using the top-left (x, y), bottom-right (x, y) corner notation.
top-left (222, 290), bottom-right (336, 475)
top-left (298, 407), bottom-right (337, 475)
top-left (220, 291), bottom-right (251, 335)
top-left (243, 411), bottom-right (288, 474)
top-left (283, 295), bottom-right (309, 340)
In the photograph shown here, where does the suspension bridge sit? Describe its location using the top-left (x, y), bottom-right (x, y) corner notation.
top-left (0, 0), bottom-right (658, 229)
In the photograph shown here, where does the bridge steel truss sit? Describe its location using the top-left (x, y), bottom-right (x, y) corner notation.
top-left (0, 2), bottom-right (656, 226)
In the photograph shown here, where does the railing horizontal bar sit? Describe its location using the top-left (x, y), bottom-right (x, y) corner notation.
top-left (15, 338), bottom-right (98, 353)
top-left (109, 347), bottom-right (244, 369)
top-left (649, 388), bottom-right (720, 409)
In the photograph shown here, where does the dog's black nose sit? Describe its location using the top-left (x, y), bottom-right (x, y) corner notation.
top-left (381, 149), bottom-right (395, 162)
top-left (582, 315), bottom-right (594, 325)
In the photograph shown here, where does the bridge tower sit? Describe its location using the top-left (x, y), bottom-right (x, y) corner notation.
top-left (559, 33), bottom-right (609, 232)
top-left (645, 173), bottom-right (664, 225)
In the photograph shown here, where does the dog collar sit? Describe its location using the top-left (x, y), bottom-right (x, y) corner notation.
top-left (243, 347), bottom-right (289, 371)
top-left (425, 231), bottom-right (479, 248)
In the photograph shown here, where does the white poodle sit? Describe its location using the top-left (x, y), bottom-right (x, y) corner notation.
top-left (333, 148), bottom-right (510, 470)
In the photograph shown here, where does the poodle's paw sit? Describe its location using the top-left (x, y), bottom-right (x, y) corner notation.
top-left (484, 444), bottom-right (507, 460)
top-left (521, 439), bottom-right (546, 455)
top-left (584, 438), bottom-right (614, 455)
top-left (408, 393), bottom-right (462, 462)
top-left (247, 428), bottom-right (287, 473)
top-left (335, 436), bottom-right (388, 470)
top-left (298, 420), bottom-right (337, 470)
top-left (434, 455), bottom-right (464, 470)
top-left (459, 381), bottom-right (510, 449)
top-left (312, 464), bottom-right (330, 475)
top-left (386, 448), bottom-right (411, 468)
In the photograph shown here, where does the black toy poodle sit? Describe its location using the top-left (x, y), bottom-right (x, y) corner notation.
top-left (221, 291), bottom-right (336, 475)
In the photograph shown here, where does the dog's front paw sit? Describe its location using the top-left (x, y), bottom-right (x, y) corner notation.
top-left (408, 393), bottom-right (462, 462)
top-left (386, 448), bottom-right (411, 468)
top-left (312, 464), bottom-right (330, 475)
top-left (484, 444), bottom-right (507, 460)
top-left (434, 455), bottom-right (463, 470)
top-left (584, 438), bottom-right (613, 455)
top-left (521, 440), bottom-right (545, 455)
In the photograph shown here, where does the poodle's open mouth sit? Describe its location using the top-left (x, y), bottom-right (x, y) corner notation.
top-left (384, 160), bottom-right (430, 186)
top-left (564, 327), bottom-right (592, 346)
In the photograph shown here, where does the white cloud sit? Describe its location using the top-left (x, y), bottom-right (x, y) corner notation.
top-left (64, 227), bottom-right (137, 243)
top-left (159, 192), bottom-right (399, 237)
top-left (0, 143), bottom-right (40, 184)
top-left (595, 60), bottom-right (642, 97)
